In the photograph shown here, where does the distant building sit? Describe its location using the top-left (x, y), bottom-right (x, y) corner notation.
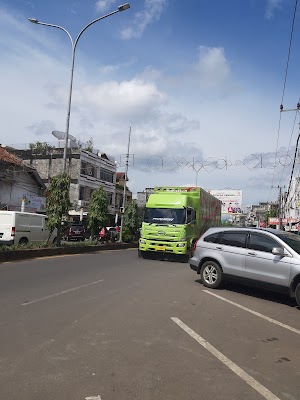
top-left (0, 146), bottom-right (45, 212)
top-left (246, 202), bottom-right (277, 227)
top-left (136, 188), bottom-right (154, 208)
top-left (8, 142), bottom-right (117, 224)
top-left (283, 177), bottom-right (300, 231)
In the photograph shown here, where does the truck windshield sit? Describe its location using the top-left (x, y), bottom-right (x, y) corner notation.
top-left (144, 208), bottom-right (186, 224)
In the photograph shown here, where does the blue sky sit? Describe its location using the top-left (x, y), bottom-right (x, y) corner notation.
top-left (1, 0), bottom-right (300, 206)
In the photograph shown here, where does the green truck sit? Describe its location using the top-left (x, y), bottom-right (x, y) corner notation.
top-left (139, 186), bottom-right (221, 258)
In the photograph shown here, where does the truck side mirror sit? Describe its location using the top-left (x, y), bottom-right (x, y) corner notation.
top-left (191, 210), bottom-right (196, 222)
top-left (187, 209), bottom-right (196, 224)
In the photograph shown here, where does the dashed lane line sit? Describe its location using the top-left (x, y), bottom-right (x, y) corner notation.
top-left (21, 279), bottom-right (104, 306)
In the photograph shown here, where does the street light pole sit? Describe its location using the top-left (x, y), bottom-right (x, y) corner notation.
top-left (119, 126), bottom-right (131, 242)
top-left (28, 3), bottom-right (130, 173)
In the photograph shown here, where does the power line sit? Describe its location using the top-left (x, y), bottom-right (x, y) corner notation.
top-left (278, 111), bottom-right (299, 187)
top-left (268, 0), bottom-right (298, 201)
top-left (283, 125), bottom-right (300, 208)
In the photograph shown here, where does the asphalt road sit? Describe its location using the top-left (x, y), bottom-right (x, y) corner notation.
top-left (0, 249), bottom-right (300, 400)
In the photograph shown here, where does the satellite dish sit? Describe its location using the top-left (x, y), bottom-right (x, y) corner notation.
top-left (52, 131), bottom-right (65, 140)
top-left (52, 131), bottom-right (77, 142)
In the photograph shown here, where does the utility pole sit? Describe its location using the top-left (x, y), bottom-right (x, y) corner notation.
top-left (119, 127), bottom-right (131, 242)
top-left (273, 185), bottom-right (285, 230)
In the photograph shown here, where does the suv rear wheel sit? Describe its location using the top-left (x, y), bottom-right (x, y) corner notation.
top-left (201, 261), bottom-right (223, 289)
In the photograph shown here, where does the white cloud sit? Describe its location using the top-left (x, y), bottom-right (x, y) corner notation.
top-left (98, 57), bottom-right (137, 74)
top-left (265, 0), bottom-right (283, 19)
top-left (120, 0), bottom-right (168, 39)
top-left (72, 79), bottom-right (168, 123)
top-left (95, 0), bottom-right (117, 13)
top-left (27, 120), bottom-right (56, 137)
top-left (195, 46), bottom-right (232, 89)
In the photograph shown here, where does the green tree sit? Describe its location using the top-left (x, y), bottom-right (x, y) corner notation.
top-left (221, 220), bottom-right (233, 226)
top-left (124, 200), bottom-right (140, 240)
top-left (85, 137), bottom-right (94, 152)
top-left (87, 186), bottom-right (109, 239)
top-left (29, 141), bottom-right (54, 154)
top-left (264, 208), bottom-right (278, 225)
top-left (46, 173), bottom-right (71, 245)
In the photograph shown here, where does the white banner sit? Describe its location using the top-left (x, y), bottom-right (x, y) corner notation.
top-left (207, 189), bottom-right (242, 214)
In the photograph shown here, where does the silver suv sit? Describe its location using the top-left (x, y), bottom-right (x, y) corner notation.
top-left (190, 227), bottom-right (300, 306)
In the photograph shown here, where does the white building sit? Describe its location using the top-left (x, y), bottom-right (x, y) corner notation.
top-left (284, 177), bottom-right (300, 228)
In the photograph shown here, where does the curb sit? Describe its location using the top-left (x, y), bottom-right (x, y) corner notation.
top-left (0, 242), bottom-right (138, 263)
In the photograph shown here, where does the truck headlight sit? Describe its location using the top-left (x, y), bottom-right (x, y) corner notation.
top-left (140, 239), bottom-right (146, 244)
top-left (177, 243), bottom-right (185, 247)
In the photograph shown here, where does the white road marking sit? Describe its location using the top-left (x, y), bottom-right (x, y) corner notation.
top-left (171, 317), bottom-right (281, 400)
top-left (203, 290), bottom-right (300, 335)
top-left (21, 279), bottom-right (104, 306)
top-left (85, 396), bottom-right (101, 400)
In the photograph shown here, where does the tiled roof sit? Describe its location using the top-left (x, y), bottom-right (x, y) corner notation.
top-left (0, 146), bottom-right (24, 166)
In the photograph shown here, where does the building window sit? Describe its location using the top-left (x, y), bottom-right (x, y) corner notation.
top-left (79, 186), bottom-right (94, 201)
top-left (100, 168), bottom-right (114, 183)
top-left (81, 161), bottom-right (87, 176)
top-left (81, 161), bottom-right (97, 178)
top-left (106, 191), bottom-right (114, 206)
top-left (79, 186), bottom-right (85, 200)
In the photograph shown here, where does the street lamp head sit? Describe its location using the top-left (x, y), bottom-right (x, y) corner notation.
top-left (28, 18), bottom-right (39, 23)
top-left (118, 3), bottom-right (130, 12)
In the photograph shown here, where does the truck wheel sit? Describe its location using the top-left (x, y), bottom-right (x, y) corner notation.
top-left (200, 261), bottom-right (223, 289)
top-left (19, 237), bottom-right (28, 245)
top-left (295, 282), bottom-right (300, 307)
top-left (139, 250), bottom-right (148, 259)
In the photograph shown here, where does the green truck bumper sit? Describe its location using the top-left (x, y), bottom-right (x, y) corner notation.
top-left (139, 239), bottom-right (187, 255)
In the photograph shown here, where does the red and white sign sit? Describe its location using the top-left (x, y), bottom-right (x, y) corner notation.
top-left (268, 217), bottom-right (299, 225)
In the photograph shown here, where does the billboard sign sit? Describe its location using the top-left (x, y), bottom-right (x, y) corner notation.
top-left (268, 217), bottom-right (299, 225)
top-left (207, 189), bottom-right (242, 214)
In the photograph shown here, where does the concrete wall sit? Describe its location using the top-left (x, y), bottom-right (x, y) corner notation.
top-left (0, 167), bottom-right (40, 209)
top-left (26, 157), bottom-right (80, 184)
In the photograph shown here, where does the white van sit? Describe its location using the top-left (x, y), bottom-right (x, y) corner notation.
top-left (0, 211), bottom-right (57, 246)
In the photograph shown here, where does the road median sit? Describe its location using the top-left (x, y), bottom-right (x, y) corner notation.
top-left (0, 242), bottom-right (138, 263)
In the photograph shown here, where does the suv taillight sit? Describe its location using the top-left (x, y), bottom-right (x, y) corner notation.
top-left (193, 239), bottom-right (199, 251)
top-left (69, 227), bottom-right (72, 233)
top-left (11, 227), bottom-right (15, 237)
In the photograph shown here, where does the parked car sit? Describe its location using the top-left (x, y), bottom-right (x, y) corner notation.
top-left (190, 227), bottom-right (300, 306)
top-left (64, 224), bottom-right (86, 241)
top-left (0, 211), bottom-right (57, 245)
top-left (106, 227), bottom-right (118, 242)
